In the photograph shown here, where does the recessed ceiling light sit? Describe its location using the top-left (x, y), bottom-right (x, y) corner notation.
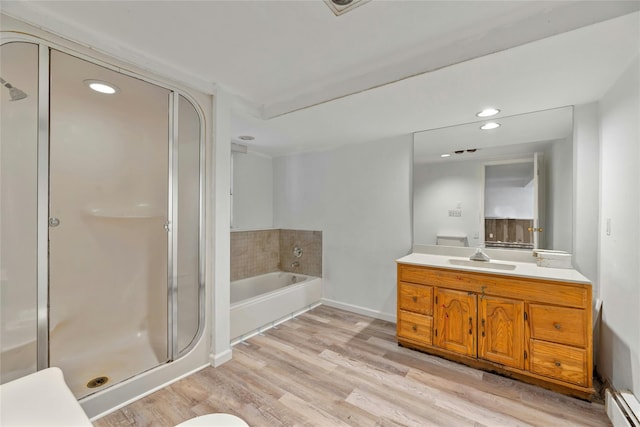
top-left (84, 79), bottom-right (119, 94)
top-left (476, 108), bottom-right (500, 118)
top-left (480, 122), bottom-right (500, 130)
top-left (440, 154), bottom-right (451, 158)
top-left (238, 135), bottom-right (255, 141)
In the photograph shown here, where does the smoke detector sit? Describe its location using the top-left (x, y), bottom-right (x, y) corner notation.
top-left (324, 0), bottom-right (371, 16)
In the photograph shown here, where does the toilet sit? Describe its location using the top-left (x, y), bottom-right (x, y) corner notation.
top-left (176, 414), bottom-right (249, 427)
top-left (436, 233), bottom-right (469, 247)
top-left (0, 368), bottom-right (249, 427)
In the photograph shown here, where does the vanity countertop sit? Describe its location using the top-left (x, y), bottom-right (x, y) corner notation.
top-left (396, 252), bottom-right (590, 285)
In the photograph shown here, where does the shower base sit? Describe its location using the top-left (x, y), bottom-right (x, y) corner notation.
top-left (52, 331), bottom-right (165, 398)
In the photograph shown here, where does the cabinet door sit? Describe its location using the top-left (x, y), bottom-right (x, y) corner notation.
top-left (479, 296), bottom-right (524, 369)
top-left (435, 288), bottom-right (477, 357)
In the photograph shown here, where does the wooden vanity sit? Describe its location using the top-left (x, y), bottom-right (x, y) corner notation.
top-left (396, 260), bottom-right (594, 399)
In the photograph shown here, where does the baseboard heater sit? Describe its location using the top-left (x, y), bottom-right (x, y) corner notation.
top-left (606, 388), bottom-right (640, 426)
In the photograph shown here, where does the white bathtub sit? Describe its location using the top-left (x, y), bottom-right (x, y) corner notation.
top-left (230, 272), bottom-right (322, 342)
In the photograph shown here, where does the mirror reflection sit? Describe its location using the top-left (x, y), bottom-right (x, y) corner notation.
top-left (413, 106), bottom-right (573, 251)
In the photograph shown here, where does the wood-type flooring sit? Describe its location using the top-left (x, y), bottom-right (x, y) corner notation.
top-left (95, 305), bottom-right (610, 426)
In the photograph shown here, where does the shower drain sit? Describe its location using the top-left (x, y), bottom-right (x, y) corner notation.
top-left (86, 376), bottom-right (109, 388)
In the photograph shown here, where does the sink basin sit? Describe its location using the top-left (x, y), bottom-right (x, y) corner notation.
top-left (448, 259), bottom-right (516, 271)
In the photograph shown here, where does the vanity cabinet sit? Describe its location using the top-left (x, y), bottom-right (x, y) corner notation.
top-left (397, 263), bottom-right (594, 399)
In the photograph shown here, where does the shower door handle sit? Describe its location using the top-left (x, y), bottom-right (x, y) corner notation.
top-left (164, 222), bottom-right (170, 232)
top-left (49, 217), bottom-right (60, 227)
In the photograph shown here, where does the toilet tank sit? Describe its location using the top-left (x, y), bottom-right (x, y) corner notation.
top-left (436, 234), bottom-right (469, 247)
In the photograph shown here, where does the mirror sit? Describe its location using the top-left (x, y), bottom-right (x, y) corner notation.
top-left (413, 106), bottom-right (573, 251)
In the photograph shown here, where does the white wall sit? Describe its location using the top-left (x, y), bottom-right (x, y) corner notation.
top-left (232, 151), bottom-right (273, 229)
top-left (274, 135), bottom-right (413, 320)
top-left (211, 87), bottom-right (232, 367)
top-left (414, 160), bottom-right (483, 246)
top-left (597, 55), bottom-right (639, 398)
top-left (572, 103), bottom-right (600, 287)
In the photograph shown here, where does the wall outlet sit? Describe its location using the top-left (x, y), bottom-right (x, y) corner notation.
top-left (448, 209), bottom-right (462, 217)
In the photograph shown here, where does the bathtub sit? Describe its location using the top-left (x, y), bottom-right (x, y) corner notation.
top-left (230, 272), bottom-right (322, 343)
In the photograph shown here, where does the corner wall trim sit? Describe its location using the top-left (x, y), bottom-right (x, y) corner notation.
top-left (209, 349), bottom-right (232, 367)
top-left (321, 298), bottom-right (396, 323)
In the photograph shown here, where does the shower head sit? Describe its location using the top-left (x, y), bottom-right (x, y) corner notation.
top-left (0, 77), bottom-right (28, 101)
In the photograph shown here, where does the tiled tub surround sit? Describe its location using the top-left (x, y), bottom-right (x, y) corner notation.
top-left (230, 229), bottom-right (322, 281)
top-left (230, 230), bottom-right (279, 281)
top-left (279, 229), bottom-right (322, 278)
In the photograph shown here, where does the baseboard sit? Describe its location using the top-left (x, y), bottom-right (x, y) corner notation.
top-left (209, 349), bottom-right (232, 367)
top-left (605, 386), bottom-right (640, 426)
top-left (320, 298), bottom-right (396, 323)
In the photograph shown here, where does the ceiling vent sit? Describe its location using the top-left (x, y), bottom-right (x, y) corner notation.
top-left (324, 0), bottom-right (371, 16)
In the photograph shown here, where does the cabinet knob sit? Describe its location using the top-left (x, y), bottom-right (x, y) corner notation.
top-left (412, 325), bottom-right (417, 332)
top-left (554, 323), bottom-right (561, 330)
top-left (412, 296), bottom-right (417, 303)
top-left (554, 361), bottom-right (561, 367)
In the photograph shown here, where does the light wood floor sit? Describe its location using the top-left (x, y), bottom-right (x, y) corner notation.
top-left (95, 305), bottom-right (610, 427)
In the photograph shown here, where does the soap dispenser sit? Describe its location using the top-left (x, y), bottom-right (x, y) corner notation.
top-left (469, 246), bottom-right (490, 262)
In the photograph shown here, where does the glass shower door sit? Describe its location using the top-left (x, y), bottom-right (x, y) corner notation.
top-left (48, 50), bottom-right (170, 398)
top-left (0, 42), bottom-right (39, 384)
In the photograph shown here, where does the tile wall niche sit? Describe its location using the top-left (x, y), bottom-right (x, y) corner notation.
top-left (230, 229), bottom-right (322, 281)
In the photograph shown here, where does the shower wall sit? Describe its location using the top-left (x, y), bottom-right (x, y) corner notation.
top-left (230, 229), bottom-right (322, 281)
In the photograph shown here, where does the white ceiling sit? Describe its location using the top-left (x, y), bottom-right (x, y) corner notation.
top-left (1, 1), bottom-right (639, 156)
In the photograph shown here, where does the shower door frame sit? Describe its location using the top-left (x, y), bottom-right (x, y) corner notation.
top-left (0, 34), bottom-right (206, 377)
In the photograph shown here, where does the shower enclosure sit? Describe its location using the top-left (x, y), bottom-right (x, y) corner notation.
top-left (0, 40), bottom-right (204, 399)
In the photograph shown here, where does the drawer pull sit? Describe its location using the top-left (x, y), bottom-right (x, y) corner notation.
top-left (412, 296), bottom-right (418, 303)
top-left (554, 361), bottom-right (561, 367)
top-left (412, 325), bottom-right (418, 332)
top-left (554, 323), bottom-right (561, 330)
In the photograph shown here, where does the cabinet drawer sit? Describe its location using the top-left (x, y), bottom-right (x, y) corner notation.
top-left (530, 340), bottom-right (587, 386)
top-left (398, 265), bottom-right (433, 285)
top-left (397, 310), bottom-right (432, 345)
top-left (398, 282), bottom-right (433, 315)
top-left (529, 304), bottom-right (586, 348)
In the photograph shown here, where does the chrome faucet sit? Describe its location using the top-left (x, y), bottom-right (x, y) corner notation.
top-left (469, 246), bottom-right (490, 262)
top-left (291, 261), bottom-right (300, 268)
